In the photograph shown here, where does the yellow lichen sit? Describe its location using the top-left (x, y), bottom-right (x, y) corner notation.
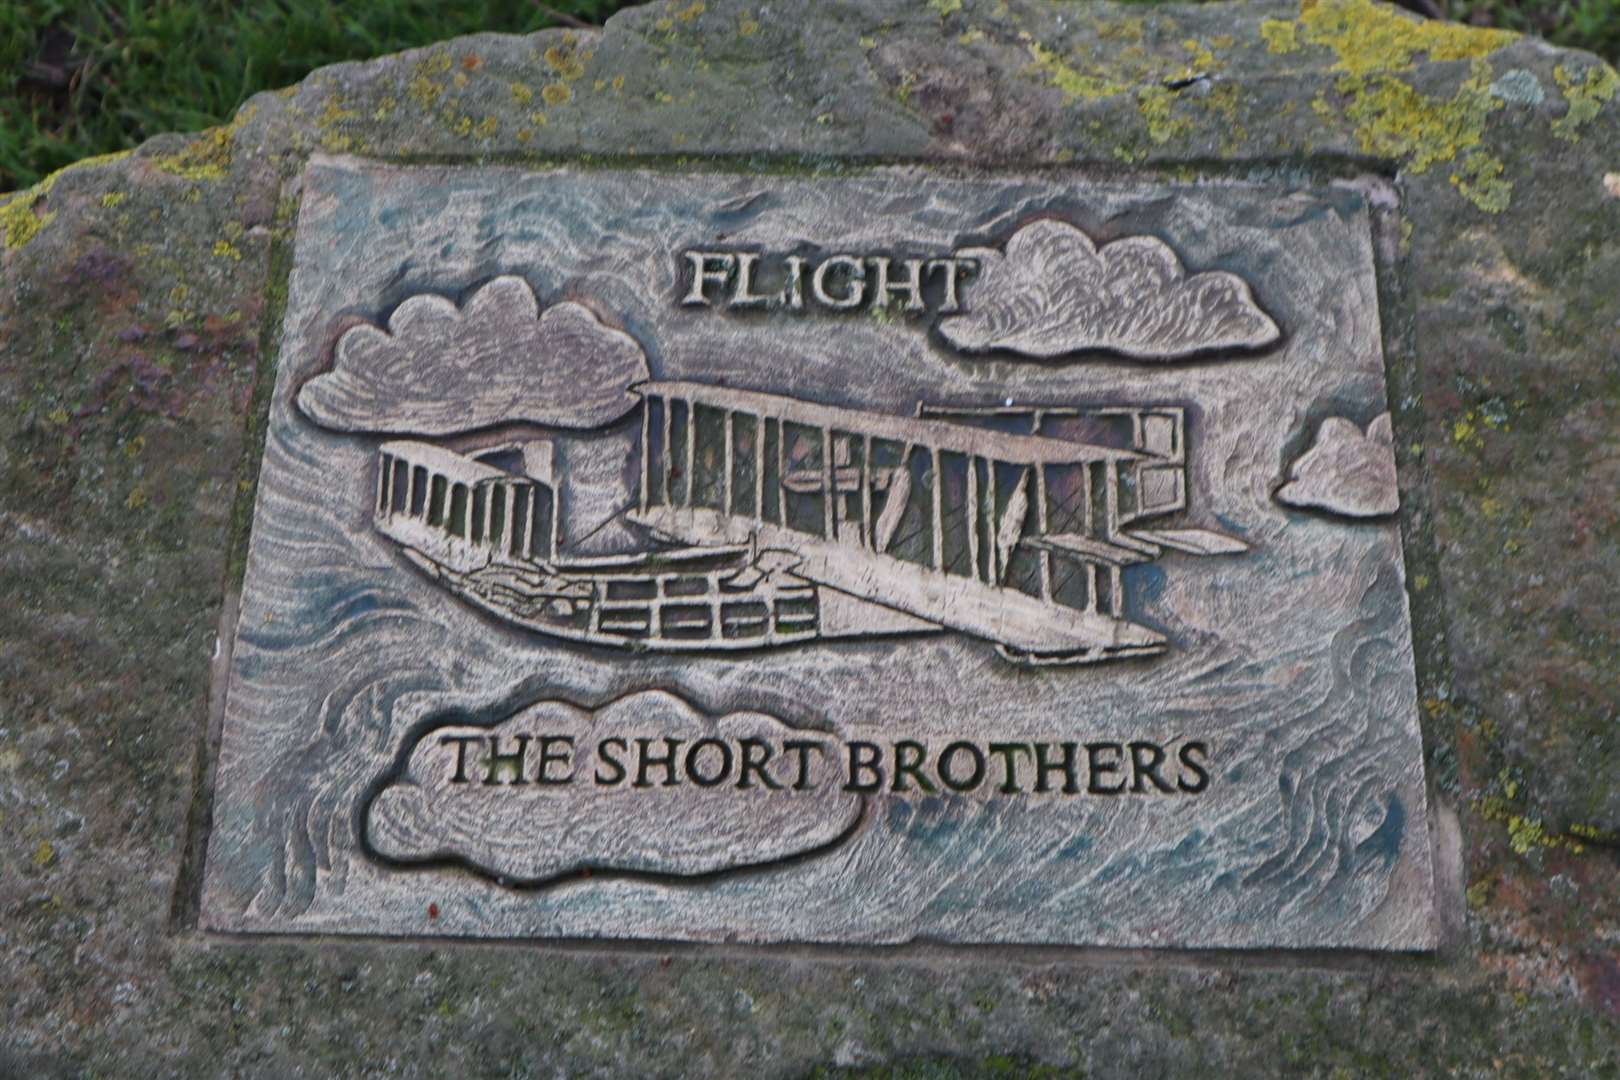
top-left (1181, 38), bottom-right (1219, 75)
top-left (314, 97), bottom-right (356, 153)
top-left (318, 97), bottom-right (357, 128)
top-left (474, 116), bottom-right (498, 139)
top-left (212, 239), bottom-right (243, 261)
top-left (544, 45), bottom-right (587, 81)
top-left (542, 82), bottom-right (572, 106)
top-left (100, 192), bottom-right (126, 209)
top-left (32, 841), bottom-right (55, 868)
top-left (372, 97), bottom-right (397, 122)
top-left (1451, 150), bottom-right (1513, 213)
top-left (930, 0), bottom-right (962, 15)
top-left (1551, 63), bottom-right (1620, 141)
top-left (1297, 0), bottom-right (1516, 79)
top-left (408, 76), bottom-right (444, 109)
top-left (451, 72), bottom-right (470, 90)
top-left (675, 0), bottom-right (705, 22)
top-left (1340, 59), bottom-right (1500, 174)
top-left (1473, 770), bottom-right (1588, 856)
top-left (153, 105), bottom-right (255, 182)
top-left (1260, 18), bottom-right (1299, 55)
top-left (1137, 85), bottom-right (1191, 144)
top-left (1027, 41), bottom-right (1125, 101)
top-left (739, 15), bottom-right (759, 37)
top-left (1096, 17), bottom-right (1144, 44)
top-left (1570, 822), bottom-right (1618, 844)
top-left (1283, 0), bottom-right (1525, 212)
top-left (511, 81), bottom-right (534, 105)
top-left (0, 192), bottom-right (55, 250)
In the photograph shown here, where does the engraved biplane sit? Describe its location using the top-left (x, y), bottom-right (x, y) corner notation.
top-left (371, 383), bottom-right (1247, 665)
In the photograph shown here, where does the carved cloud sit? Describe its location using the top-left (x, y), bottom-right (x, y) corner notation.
top-left (298, 275), bottom-right (649, 435)
top-left (365, 690), bottom-right (863, 884)
top-left (1275, 413), bottom-right (1399, 518)
top-left (938, 219), bottom-right (1280, 360)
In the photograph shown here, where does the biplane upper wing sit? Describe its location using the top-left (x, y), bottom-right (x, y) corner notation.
top-left (630, 382), bottom-right (1172, 656)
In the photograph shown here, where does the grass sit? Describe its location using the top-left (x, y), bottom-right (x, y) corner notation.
top-left (3, 0), bottom-right (1618, 192)
top-left (1, 0), bottom-right (626, 191)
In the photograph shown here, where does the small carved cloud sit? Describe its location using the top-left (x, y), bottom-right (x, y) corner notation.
top-left (1276, 413), bottom-right (1399, 518)
top-left (365, 690), bottom-right (863, 885)
top-left (938, 219), bottom-right (1281, 360)
top-left (298, 275), bottom-right (649, 435)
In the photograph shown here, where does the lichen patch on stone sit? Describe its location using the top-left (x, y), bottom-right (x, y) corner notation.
top-left (1551, 62), bottom-right (1620, 142)
top-left (0, 191), bottom-right (55, 250)
top-left (1280, 0), bottom-right (1522, 212)
top-left (153, 106), bottom-right (256, 182)
top-left (1297, 0), bottom-right (1516, 78)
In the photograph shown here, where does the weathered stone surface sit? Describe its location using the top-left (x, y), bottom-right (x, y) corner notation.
top-left (1, 0), bottom-right (1617, 1072)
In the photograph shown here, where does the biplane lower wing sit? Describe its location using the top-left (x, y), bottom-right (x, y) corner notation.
top-left (629, 506), bottom-right (1166, 655)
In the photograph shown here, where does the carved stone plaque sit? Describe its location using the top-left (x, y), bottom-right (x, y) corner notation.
top-left (202, 158), bottom-right (1436, 949)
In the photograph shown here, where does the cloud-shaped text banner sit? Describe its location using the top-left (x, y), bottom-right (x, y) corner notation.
top-left (365, 690), bottom-right (863, 885)
top-left (939, 219), bottom-right (1281, 360)
top-left (298, 275), bottom-right (649, 435)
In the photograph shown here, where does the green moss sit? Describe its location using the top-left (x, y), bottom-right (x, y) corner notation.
top-left (1551, 62), bottom-right (1620, 141)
